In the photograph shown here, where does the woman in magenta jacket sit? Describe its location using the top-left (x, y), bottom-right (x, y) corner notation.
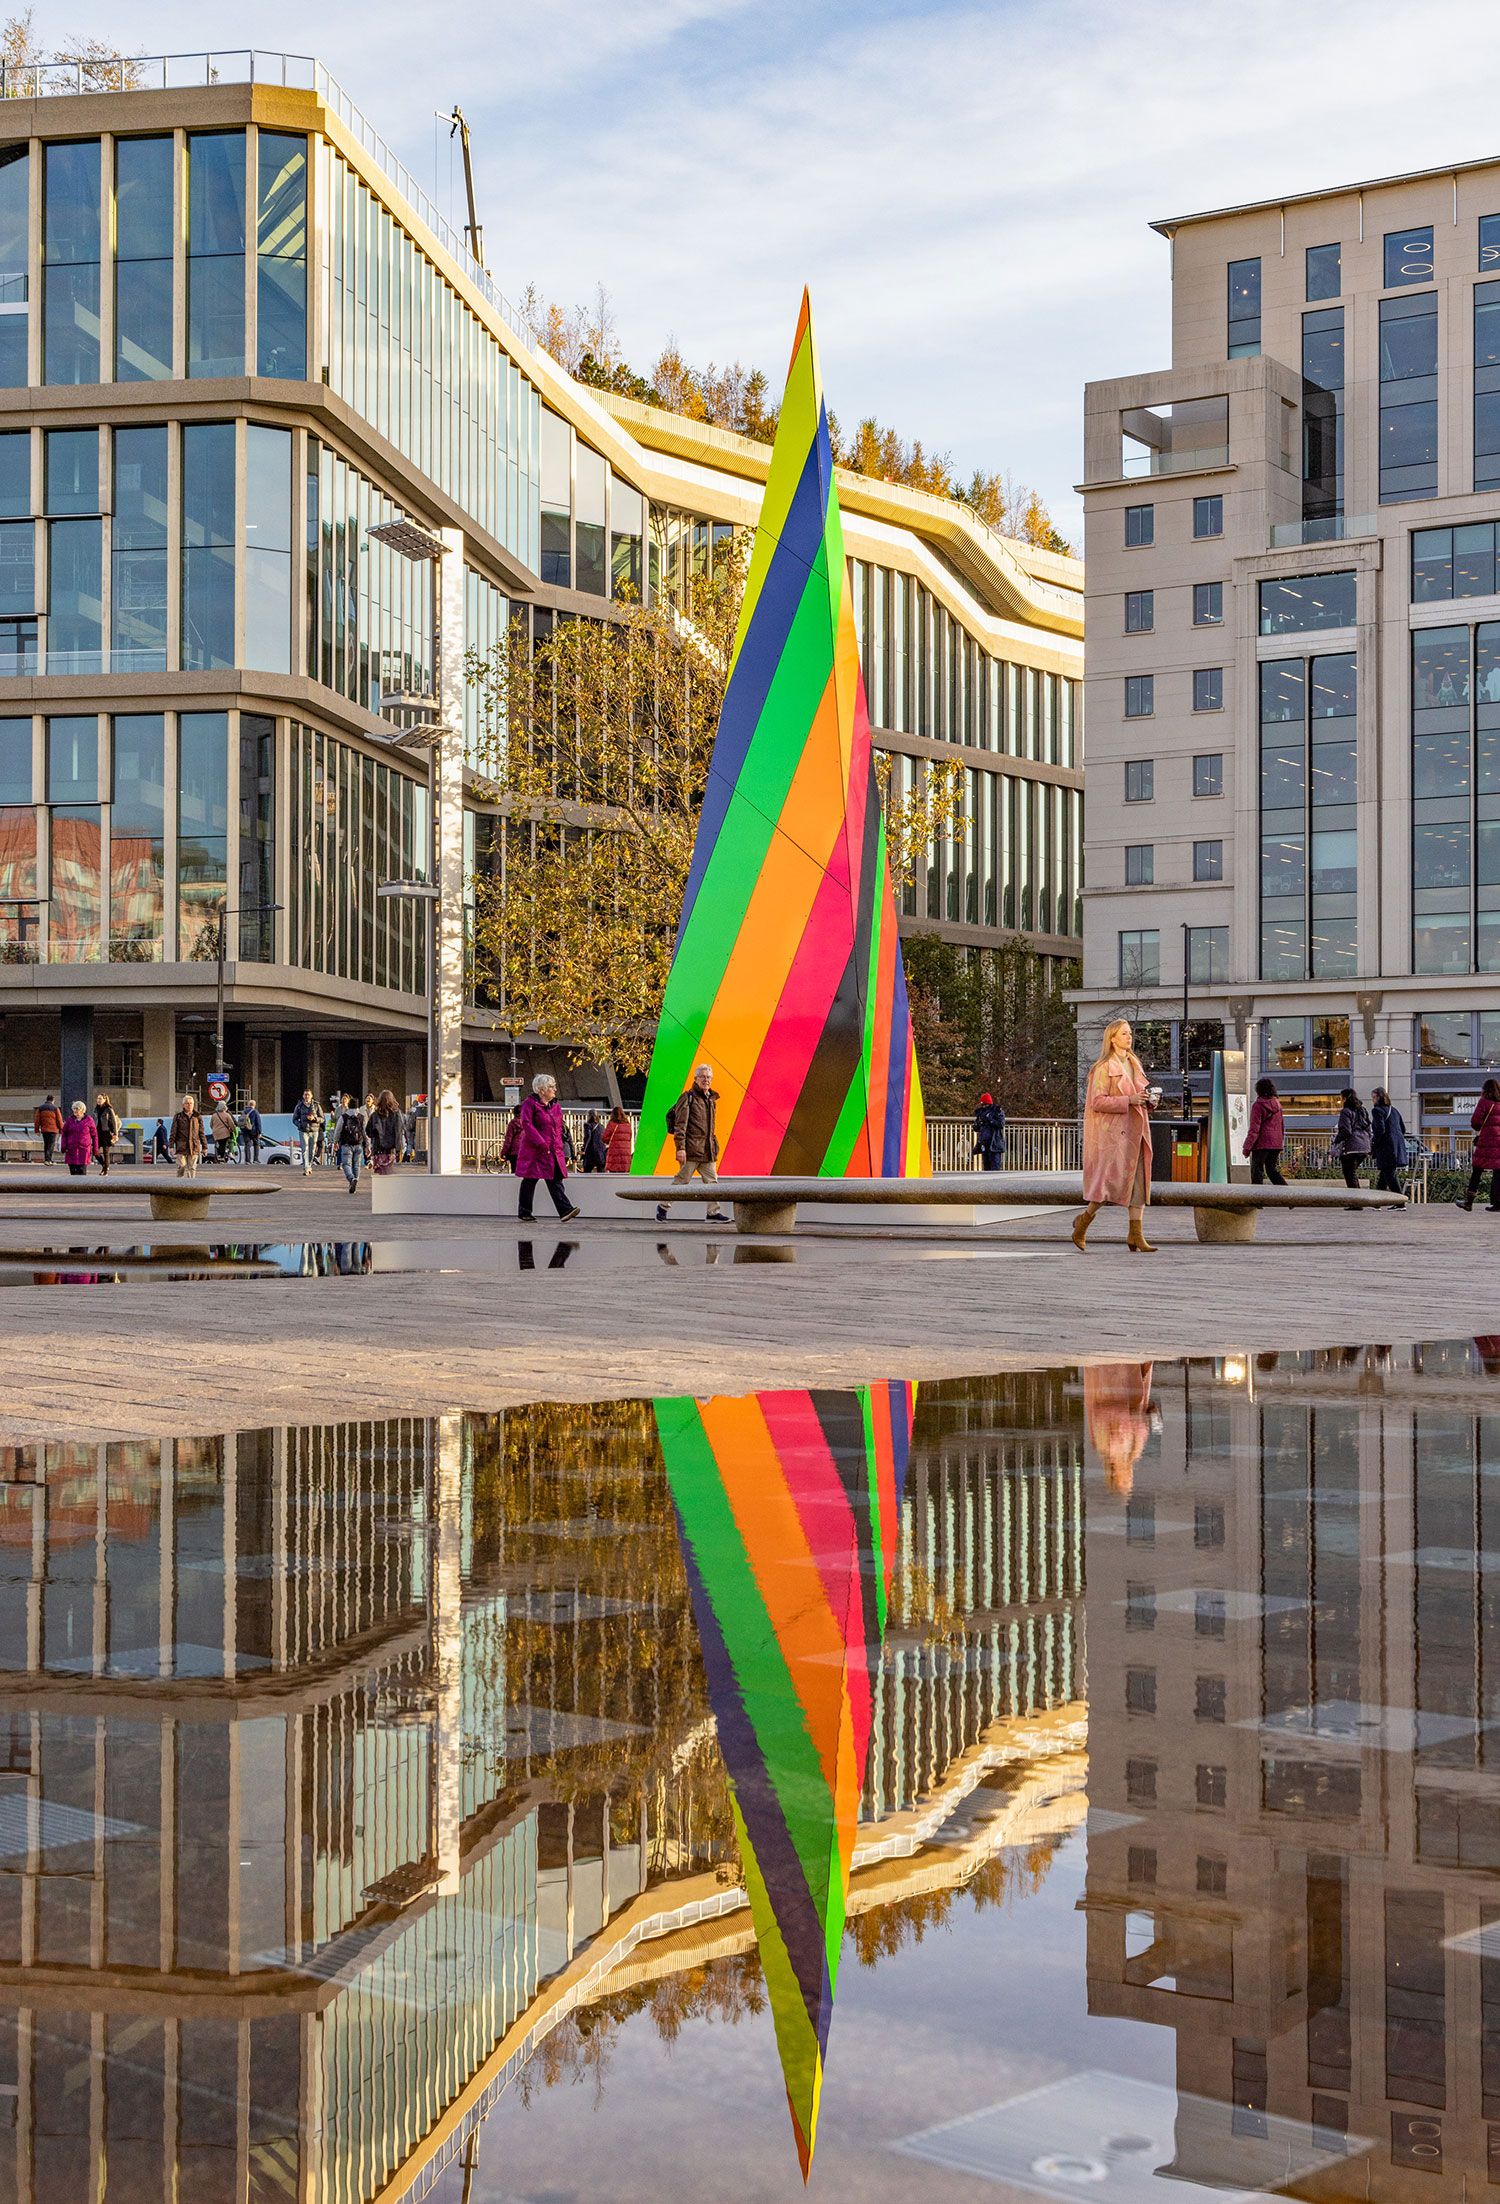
top-left (1242, 1078), bottom-right (1286, 1185)
top-left (1461, 1078), bottom-right (1500, 1210)
top-left (60, 1100), bottom-right (99, 1176)
top-left (512, 1074), bottom-right (581, 1223)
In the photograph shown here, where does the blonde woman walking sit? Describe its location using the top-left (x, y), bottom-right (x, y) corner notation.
top-left (1074, 1017), bottom-right (1158, 1253)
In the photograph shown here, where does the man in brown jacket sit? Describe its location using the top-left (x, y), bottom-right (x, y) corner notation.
top-left (169, 1094), bottom-right (206, 1180)
top-left (33, 1094), bottom-right (63, 1164)
top-left (656, 1063), bottom-right (728, 1223)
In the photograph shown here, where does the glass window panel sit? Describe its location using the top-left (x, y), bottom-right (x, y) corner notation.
top-left (1260, 747), bottom-right (1305, 809)
top-left (1302, 307), bottom-right (1345, 391)
top-left (1413, 528), bottom-right (1454, 603)
top-left (1310, 828), bottom-right (1357, 893)
top-left (1478, 624), bottom-right (1500, 712)
top-left (1420, 1013), bottom-right (1472, 1066)
top-left (1479, 1012), bottom-right (1500, 1059)
top-left (187, 135), bottom-right (245, 379)
top-left (48, 804), bottom-right (100, 962)
top-left (1311, 920), bottom-right (1357, 979)
top-left (1125, 504), bottom-right (1153, 546)
top-left (1227, 257), bottom-right (1261, 355)
top-left (1306, 243), bottom-right (1341, 301)
top-left (1413, 820), bottom-right (1471, 889)
top-left (42, 140), bottom-right (99, 387)
top-left (109, 713), bottom-right (164, 962)
top-left (256, 131), bottom-right (306, 380)
top-left (1483, 216), bottom-right (1500, 276)
top-left (1260, 660), bottom-right (1306, 722)
top-left (1477, 280), bottom-right (1500, 367)
top-left (1385, 227), bottom-right (1434, 287)
top-left (1259, 574), bottom-right (1356, 635)
top-left (1454, 523), bottom-right (1497, 598)
top-left (1310, 653), bottom-right (1356, 717)
top-left (1193, 495), bottom-right (1223, 538)
top-left (46, 715), bottom-right (96, 803)
top-left (178, 712), bottom-right (227, 960)
top-left (1188, 926), bottom-right (1229, 983)
top-left (245, 425), bottom-right (291, 554)
top-left (46, 519), bottom-right (102, 667)
top-left (181, 425), bottom-right (236, 673)
top-left (1414, 912), bottom-right (1471, 974)
top-left (1194, 668), bottom-right (1223, 712)
top-left (1265, 1017), bottom-right (1307, 1069)
top-left (0, 721), bottom-right (28, 804)
top-left (1260, 922), bottom-right (1305, 981)
top-left (44, 430), bottom-right (96, 516)
top-left (1381, 398), bottom-right (1439, 467)
top-left (188, 134), bottom-right (245, 256)
top-left (574, 445), bottom-right (606, 527)
top-left (574, 522), bottom-right (606, 597)
top-left (1194, 753), bottom-right (1223, 796)
top-left (0, 521), bottom-right (34, 619)
top-left (1310, 741), bottom-right (1357, 805)
top-left (1413, 628), bottom-right (1471, 713)
top-left (1261, 835), bottom-right (1305, 898)
top-left (0, 435), bottom-right (27, 520)
top-left (245, 424), bottom-right (292, 671)
top-left (113, 427), bottom-right (167, 550)
top-left (114, 136), bottom-right (173, 382)
top-left (0, 146), bottom-right (28, 391)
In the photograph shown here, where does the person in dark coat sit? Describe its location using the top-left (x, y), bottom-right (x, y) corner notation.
top-left (580, 1111), bottom-right (608, 1172)
top-left (1370, 1087), bottom-right (1407, 1195)
top-left (152, 1117), bottom-right (170, 1162)
top-left (972, 1093), bottom-right (1006, 1171)
top-left (170, 1095), bottom-right (205, 1179)
top-left (656, 1064), bottom-right (728, 1223)
top-left (33, 1094), bottom-right (62, 1163)
top-left (242, 1099), bottom-right (262, 1165)
top-left (366, 1089), bottom-right (404, 1176)
top-left (1330, 1088), bottom-right (1372, 1191)
top-left (1242, 1078), bottom-right (1286, 1185)
top-left (94, 1092), bottom-right (119, 1176)
top-left (512, 1075), bottom-right (580, 1222)
top-left (1462, 1077), bottom-right (1500, 1210)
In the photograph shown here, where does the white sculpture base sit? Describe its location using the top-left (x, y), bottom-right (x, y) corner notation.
top-left (369, 1172), bottom-right (1066, 1230)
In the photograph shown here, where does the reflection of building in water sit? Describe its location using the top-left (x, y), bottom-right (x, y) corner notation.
top-left (1083, 1344), bottom-right (1500, 2196)
top-left (0, 1382), bottom-right (1087, 2204)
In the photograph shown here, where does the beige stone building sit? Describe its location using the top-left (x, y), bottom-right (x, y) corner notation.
top-left (1078, 158), bottom-right (1500, 1137)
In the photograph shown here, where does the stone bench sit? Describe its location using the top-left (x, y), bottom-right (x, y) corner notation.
top-left (0, 1174), bottom-right (281, 1224)
top-left (615, 1172), bottom-right (1407, 1243)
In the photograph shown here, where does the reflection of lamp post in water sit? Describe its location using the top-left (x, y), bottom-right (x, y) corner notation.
top-left (369, 517), bottom-right (465, 1176)
top-left (378, 878), bottom-right (439, 1173)
top-left (431, 1412), bottom-right (463, 1894)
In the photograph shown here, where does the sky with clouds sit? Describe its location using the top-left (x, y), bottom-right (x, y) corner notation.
top-left (39, 0), bottom-right (1500, 535)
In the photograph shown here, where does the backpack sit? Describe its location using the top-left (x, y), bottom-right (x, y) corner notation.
top-left (665, 1104), bottom-right (676, 1134)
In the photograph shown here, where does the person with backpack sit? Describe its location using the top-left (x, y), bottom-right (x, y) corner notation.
top-left (1330, 1087), bottom-right (1372, 1191)
top-left (1461, 1078), bottom-right (1500, 1210)
top-left (580, 1111), bottom-right (608, 1172)
top-left (972, 1093), bottom-right (1006, 1171)
top-left (1370, 1087), bottom-right (1408, 1196)
top-left (210, 1098), bottom-right (238, 1162)
top-left (33, 1094), bottom-right (63, 1164)
top-left (94, 1091), bottom-right (119, 1176)
top-left (292, 1088), bottom-right (320, 1174)
top-left (334, 1093), bottom-right (368, 1194)
top-left (656, 1063), bottom-right (728, 1223)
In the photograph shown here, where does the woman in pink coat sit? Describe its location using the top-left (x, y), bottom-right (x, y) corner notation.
top-left (1074, 1018), bottom-right (1157, 1253)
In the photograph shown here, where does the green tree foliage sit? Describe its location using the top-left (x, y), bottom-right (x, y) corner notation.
top-left (903, 933), bottom-right (1081, 1117)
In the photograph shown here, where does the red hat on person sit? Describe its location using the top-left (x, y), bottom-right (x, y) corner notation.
top-left (979, 1093), bottom-right (993, 1104)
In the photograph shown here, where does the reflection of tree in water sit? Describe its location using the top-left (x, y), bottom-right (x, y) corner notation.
top-left (845, 1835), bottom-right (1064, 1967)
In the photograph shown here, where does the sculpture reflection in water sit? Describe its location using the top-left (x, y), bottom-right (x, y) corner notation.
top-left (657, 1383), bottom-right (913, 2177)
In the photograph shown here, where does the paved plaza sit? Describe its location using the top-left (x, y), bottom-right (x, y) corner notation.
top-left (0, 1165), bottom-right (1495, 1440)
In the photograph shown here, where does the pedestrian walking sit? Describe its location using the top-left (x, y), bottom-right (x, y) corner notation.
top-left (604, 1105), bottom-right (633, 1172)
top-left (210, 1099), bottom-right (238, 1162)
top-left (1370, 1087), bottom-right (1407, 1196)
top-left (322, 1101), bottom-right (338, 1167)
top-left (1073, 1018), bottom-right (1159, 1253)
top-left (513, 1074), bottom-right (581, 1221)
top-left (152, 1117), bottom-right (170, 1162)
top-left (34, 1094), bottom-right (62, 1164)
top-left (292, 1088), bottom-right (320, 1174)
top-left (242, 1098), bottom-right (262, 1165)
top-left (170, 1094), bottom-right (204, 1179)
top-left (400, 1104), bottom-right (417, 1164)
top-left (367, 1089), bottom-right (403, 1176)
top-left (1330, 1087), bottom-right (1372, 1191)
top-left (972, 1092), bottom-right (1006, 1171)
top-left (657, 1063), bottom-right (728, 1222)
top-left (334, 1093), bottom-right (368, 1194)
top-left (1242, 1078), bottom-right (1287, 1185)
top-left (580, 1110), bottom-right (608, 1172)
top-left (94, 1091), bottom-right (119, 1176)
top-left (61, 1100), bottom-right (98, 1175)
top-left (1461, 1078), bottom-right (1500, 1210)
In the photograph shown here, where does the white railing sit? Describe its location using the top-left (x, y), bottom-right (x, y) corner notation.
top-left (0, 51), bottom-right (527, 346)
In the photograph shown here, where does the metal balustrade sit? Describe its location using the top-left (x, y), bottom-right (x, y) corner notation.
top-left (461, 1106), bottom-right (1085, 1174)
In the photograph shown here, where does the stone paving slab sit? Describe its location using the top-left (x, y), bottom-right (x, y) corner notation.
top-left (0, 1168), bottom-right (1491, 1442)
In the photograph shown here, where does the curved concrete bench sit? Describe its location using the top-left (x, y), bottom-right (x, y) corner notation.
top-left (615, 1172), bottom-right (1407, 1242)
top-left (0, 1174), bottom-right (281, 1224)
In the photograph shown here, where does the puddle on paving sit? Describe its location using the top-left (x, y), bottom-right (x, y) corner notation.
top-left (2, 1341), bottom-right (1497, 2200)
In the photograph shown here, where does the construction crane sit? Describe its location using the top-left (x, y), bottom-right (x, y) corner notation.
top-left (438, 106), bottom-right (485, 272)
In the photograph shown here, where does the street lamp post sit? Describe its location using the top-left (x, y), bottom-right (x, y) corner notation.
top-left (370, 516), bottom-right (465, 1176)
top-left (378, 878), bottom-right (440, 1172)
top-left (214, 901), bottom-right (282, 1096)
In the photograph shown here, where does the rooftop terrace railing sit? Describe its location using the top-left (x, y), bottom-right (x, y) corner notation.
top-left (0, 50), bottom-right (528, 349)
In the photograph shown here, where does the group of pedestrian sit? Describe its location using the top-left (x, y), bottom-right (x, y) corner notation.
top-left (34, 1091), bottom-right (124, 1176)
top-left (289, 1088), bottom-right (416, 1177)
top-left (496, 1072), bottom-right (722, 1224)
top-left (1243, 1078), bottom-right (1408, 1194)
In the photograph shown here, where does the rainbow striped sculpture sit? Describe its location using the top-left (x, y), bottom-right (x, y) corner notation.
top-left (656, 1382), bottom-right (915, 2177)
top-left (635, 293), bottom-right (930, 1177)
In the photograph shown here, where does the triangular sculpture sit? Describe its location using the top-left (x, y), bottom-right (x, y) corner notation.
top-left (635, 292), bottom-right (931, 1176)
top-left (656, 1382), bottom-right (915, 2178)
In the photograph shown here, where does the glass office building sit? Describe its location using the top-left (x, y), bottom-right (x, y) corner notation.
top-left (0, 59), bottom-right (1082, 1115)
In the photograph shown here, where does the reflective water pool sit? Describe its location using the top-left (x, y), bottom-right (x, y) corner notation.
top-left (1, 1342), bottom-right (1496, 2200)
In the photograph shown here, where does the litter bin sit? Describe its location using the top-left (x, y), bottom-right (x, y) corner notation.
top-left (123, 1123), bottom-right (144, 1165)
top-left (1151, 1117), bottom-right (1204, 1183)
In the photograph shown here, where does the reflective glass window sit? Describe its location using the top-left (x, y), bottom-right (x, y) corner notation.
top-left (178, 711), bottom-right (228, 959)
top-left (244, 425), bottom-right (292, 673)
top-left (0, 433), bottom-right (27, 519)
top-left (1125, 590), bottom-right (1152, 632)
top-left (44, 429), bottom-right (96, 516)
top-left (0, 724), bottom-right (27, 807)
top-left (1125, 843), bottom-right (1153, 886)
top-left (181, 424), bottom-right (236, 671)
top-left (1259, 573), bottom-right (1356, 634)
top-left (187, 135), bottom-right (246, 378)
top-left (1188, 926), bottom-right (1228, 983)
top-left (46, 714), bottom-right (96, 802)
top-left (257, 131), bottom-right (306, 379)
top-left (0, 520), bottom-right (34, 621)
top-left (47, 519), bottom-right (101, 668)
top-left (1475, 282), bottom-right (1500, 494)
top-left (1385, 225), bottom-right (1434, 287)
top-left (1380, 291), bottom-right (1439, 504)
top-left (1194, 753), bottom-right (1223, 796)
top-left (1193, 495), bottom-right (1223, 539)
top-left (42, 140), bottom-right (100, 386)
top-left (115, 136), bottom-right (173, 381)
top-left (1194, 839), bottom-right (1223, 882)
top-left (1193, 582), bottom-right (1223, 626)
top-left (109, 713), bottom-right (164, 962)
top-left (1194, 668), bottom-right (1223, 712)
top-left (1306, 242), bottom-right (1341, 300)
top-left (1125, 676), bottom-right (1153, 719)
top-left (1227, 257), bottom-right (1260, 357)
top-left (1124, 504), bottom-right (1153, 547)
top-left (1125, 758), bottom-right (1153, 802)
top-left (0, 148), bottom-right (28, 390)
top-left (1119, 929), bottom-right (1159, 987)
top-left (1264, 1017), bottom-right (1306, 1070)
top-left (1483, 216), bottom-right (1500, 274)
top-left (112, 426), bottom-right (168, 672)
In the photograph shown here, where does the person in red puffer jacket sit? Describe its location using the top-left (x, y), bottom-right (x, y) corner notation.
top-left (1461, 1078), bottom-right (1500, 1210)
top-left (1242, 1078), bottom-right (1286, 1186)
top-left (60, 1100), bottom-right (99, 1175)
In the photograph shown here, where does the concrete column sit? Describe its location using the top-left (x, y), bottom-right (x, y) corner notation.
top-left (142, 1007), bottom-right (173, 1116)
top-left (60, 1003), bottom-right (92, 1111)
top-left (436, 529), bottom-right (466, 1174)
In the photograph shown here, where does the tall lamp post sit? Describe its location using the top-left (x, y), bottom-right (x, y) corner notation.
top-left (369, 516), bottom-right (465, 1176)
top-left (378, 878), bottom-right (439, 1173)
top-left (214, 901), bottom-right (281, 1095)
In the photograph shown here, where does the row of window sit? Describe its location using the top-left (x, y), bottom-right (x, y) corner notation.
top-left (1122, 495), bottom-right (1223, 546)
top-left (1124, 755), bottom-right (1224, 801)
top-left (884, 755), bottom-right (1082, 937)
top-left (1227, 219), bottom-right (1500, 355)
top-left (1125, 671), bottom-right (1227, 718)
top-left (1123, 583), bottom-right (1224, 633)
top-left (1123, 840), bottom-right (1223, 885)
top-left (1120, 926), bottom-right (1229, 988)
top-left (1410, 621), bottom-right (1500, 974)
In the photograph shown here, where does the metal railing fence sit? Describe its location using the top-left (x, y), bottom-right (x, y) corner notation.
top-left (461, 1108), bottom-right (1085, 1174)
